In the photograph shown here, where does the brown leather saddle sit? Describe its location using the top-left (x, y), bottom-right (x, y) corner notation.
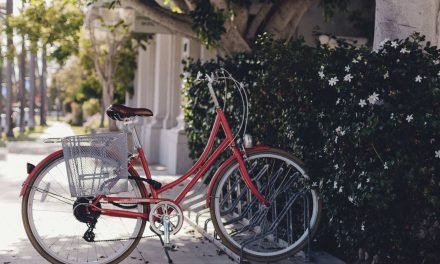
top-left (106, 104), bottom-right (153, 121)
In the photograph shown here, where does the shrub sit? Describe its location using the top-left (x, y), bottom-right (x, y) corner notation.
top-left (82, 98), bottom-right (100, 118)
top-left (183, 33), bottom-right (440, 263)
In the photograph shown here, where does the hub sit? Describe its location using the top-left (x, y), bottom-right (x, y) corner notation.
top-left (73, 197), bottom-right (101, 224)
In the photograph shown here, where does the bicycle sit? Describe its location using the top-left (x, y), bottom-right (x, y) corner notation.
top-left (20, 70), bottom-right (321, 264)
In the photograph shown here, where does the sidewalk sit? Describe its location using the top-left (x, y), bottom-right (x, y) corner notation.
top-left (0, 121), bottom-right (344, 264)
top-left (0, 121), bottom-right (234, 264)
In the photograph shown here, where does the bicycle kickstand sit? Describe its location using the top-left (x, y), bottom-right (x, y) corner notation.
top-left (150, 226), bottom-right (174, 264)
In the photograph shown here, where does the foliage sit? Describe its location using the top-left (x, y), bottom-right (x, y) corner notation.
top-left (9, 0), bottom-right (84, 63)
top-left (50, 58), bottom-right (100, 107)
top-left (82, 98), bottom-right (100, 117)
top-left (183, 33), bottom-right (440, 263)
top-left (189, 1), bottom-right (227, 48)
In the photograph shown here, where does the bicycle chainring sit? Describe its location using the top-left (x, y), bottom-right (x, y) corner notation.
top-left (149, 201), bottom-right (184, 235)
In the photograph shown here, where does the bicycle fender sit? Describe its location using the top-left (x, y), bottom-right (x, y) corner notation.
top-left (20, 150), bottom-right (64, 197)
top-left (205, 146), bottom-right (271, 208)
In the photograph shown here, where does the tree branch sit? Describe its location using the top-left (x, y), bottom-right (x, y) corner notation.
top-left (173, 0), bottom-right (190, 12)
top-left (209, 0), bottom-right (229, 10)
top-left (230, 1), bottom-right (248, 36)
top-left (121, 0), bottom-right (197, 39)
top-left (219, 20), bottom-right (252, 55)
top-left (263, 0), bottom-right (318, 40)
top-left (246, 2), bottom-right (273, 40)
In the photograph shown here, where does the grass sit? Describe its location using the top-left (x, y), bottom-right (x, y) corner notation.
top-left (1, 125), bottom-right (48, 142)
top-left (70, 113), bottom-right (109, 135)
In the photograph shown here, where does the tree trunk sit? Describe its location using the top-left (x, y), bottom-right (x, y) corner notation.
top-left (373, 0), bottom-right (440, 48)
top-left (5, 0), bottom-right (14, 138)
top-left (103, 81), bottom-right (117, 131)
top-left (19, 37), bottom-right (26, 133)
top-left (0, 43), bottom-right (3, 134)
top-left (28, 51), bottom-right (37, 129)
top-left (40, 45), bottom-right (47, 126)
top-left (99, 98), bottom-right (105, 128)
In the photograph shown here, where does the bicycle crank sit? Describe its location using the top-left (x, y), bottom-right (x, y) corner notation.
top-left (149, 201), bottom-right (184, 247)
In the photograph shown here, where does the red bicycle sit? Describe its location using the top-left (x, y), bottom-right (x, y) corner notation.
top-left (20, 70), bottom-right (321, 263)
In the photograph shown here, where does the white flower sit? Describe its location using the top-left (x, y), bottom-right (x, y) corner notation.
top-left (333, 181), bottom-right (338, 189)
top-left (335, 126), bottom-right (346, 136)
top-left (435, 150), bottom-right (440, 158)
top-left (390, 113), bottom-right (395, 120)
top-left (358, 99), bottom-right (367, 108)
top-left (400, 48), bottom-right (410, 54)
top-left (352, 58), bottom-right (359, 64)
top-left (348, 196), bottom-right (354, 203)
top-left (329, 77), bottom-right (339, 86)
top-left (415, 75), bottom-right (422, 83)
top-left (334, 164), bottom-right (339, 170)
top-left (318, 112), bottom-right (325, 118)
top-left (367, 92), bottom-right (379, 105)
top-left (391, 41), bottom-right (398, 48)
top-left (379, 38), bottom-right (389, 48)
top-left (318, 71), bottom-right (325, 79)
top-left (357, 182), bottom-right (362, 189)
top-left (384, 162), bottom-right (389, 170)
top-left (438, 71), bottom-right (440, 76)
top-left (336, 98), bottom-right (341, 105)
top-left (357, 55), bottom-right (362, 61)
top-left (344, 73), bottom-right (353, 82)
top-left (366, 177), bottom-right (370, 183)
top-left (384, 71), bottom-right (389, 79)
top-left (345, 65), bottom-right (350, 72)
top-left (361, 223), bottom-right (365, 231)
top-left (195, 71), bottom-right (203, 81)
top-left (434, 60), bottom-right (440, 65)
top-left (320, 65), bottom-right (325, 70)
top-left (339, 186), bottom-right (343, 193)
top-left (406, 114), bottom-right (414, 123)
top-left (360, 171), bottom-right (366, 176)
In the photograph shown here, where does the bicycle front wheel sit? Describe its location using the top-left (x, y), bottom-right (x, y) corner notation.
top-left (22, 151), bottom-right (148, 264)
top-left (210, 148), bottom-right (321, 262)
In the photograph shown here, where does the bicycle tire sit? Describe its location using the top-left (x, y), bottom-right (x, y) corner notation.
top-left (22, 151), bottom-right (148, 264)
top-left (210, 148), bottom-right (321, 262)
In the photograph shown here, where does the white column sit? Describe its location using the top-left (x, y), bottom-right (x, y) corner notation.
top-left (162, 35), bottom-right (182, 129)
top-left (142, 35), bottom-right (172, 164)
top-left (166, 37), bottom-right (202, 174)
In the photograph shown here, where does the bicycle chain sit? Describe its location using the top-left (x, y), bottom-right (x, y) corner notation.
top-left (29, 185), bottom-right (160, 243)
top-left (91, 234), bottom-right (158, 243)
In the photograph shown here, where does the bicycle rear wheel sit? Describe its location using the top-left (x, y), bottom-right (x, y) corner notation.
top-left (22, 151), bottom-right (148, 264)
top-left (210, 148), bottom-right (321, 262)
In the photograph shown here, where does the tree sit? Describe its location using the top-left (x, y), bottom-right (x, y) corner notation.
top-left (83, 7), bottom-right (148, 130)
top-left (111, 0), bottom-right (351, 55)
top-left (373, 0), bottom-right (440, 48)
top-left (4, 0), bottom-right (14, 138)
top-left (10, 0), bottom-right (84, 126)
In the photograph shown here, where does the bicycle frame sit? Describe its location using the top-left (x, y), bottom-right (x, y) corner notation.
top-left (91, 108), bottom-right (270, 220)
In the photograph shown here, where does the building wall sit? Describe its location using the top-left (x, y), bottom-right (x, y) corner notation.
top-left (129, 3), bottom-right (373, 174)
top-left (128, 34), bottom-right (216, 174)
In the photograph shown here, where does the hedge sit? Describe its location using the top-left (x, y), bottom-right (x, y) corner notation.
top-left (182, 33), bottom-right (440, 263)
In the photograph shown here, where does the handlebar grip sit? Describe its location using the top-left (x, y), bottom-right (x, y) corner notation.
top-left (208, 82), bottom-right (220, 108)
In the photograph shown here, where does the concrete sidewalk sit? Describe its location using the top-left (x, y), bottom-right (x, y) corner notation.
top-left (0, 122), bottom-right (234, 264)
top-left (0, 121), bottom-right (344, 264)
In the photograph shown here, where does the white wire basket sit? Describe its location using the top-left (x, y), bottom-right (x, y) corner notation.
top-left (62, 133), bottom-right (129, 197)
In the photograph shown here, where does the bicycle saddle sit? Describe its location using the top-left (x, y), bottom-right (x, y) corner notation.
top-left (106, 104), bottom-right (153, 120)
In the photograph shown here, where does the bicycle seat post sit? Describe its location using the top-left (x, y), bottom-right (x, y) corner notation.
top-left (122, 117), bottom-right (142, 150)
